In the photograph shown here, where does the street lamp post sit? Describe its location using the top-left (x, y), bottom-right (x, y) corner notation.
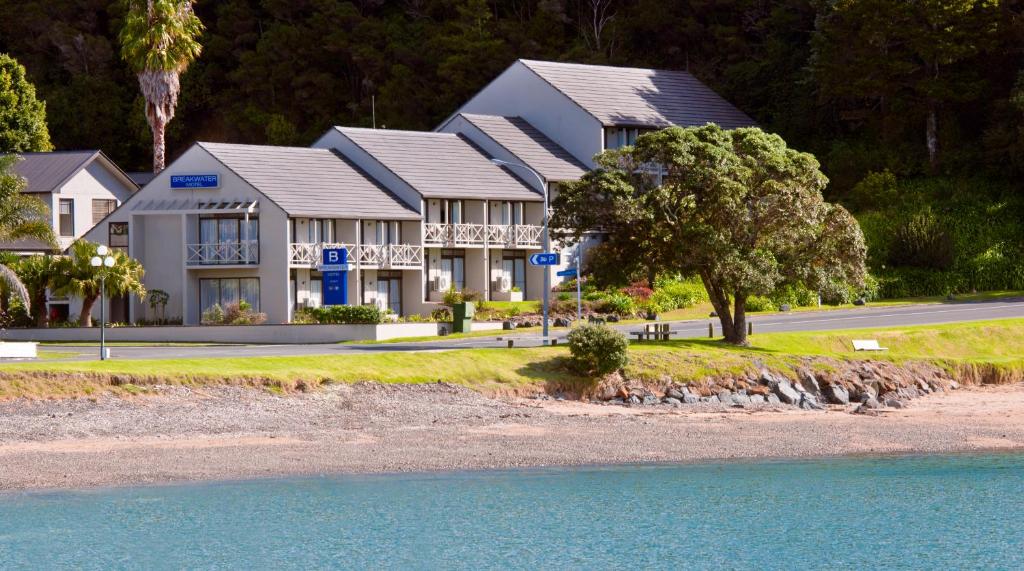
top-left (490, 158), bottom-right (551, 345)
top-left (90, 245), bottom-right (116, 361)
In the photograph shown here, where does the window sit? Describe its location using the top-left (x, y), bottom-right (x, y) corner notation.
top-left (368, 271), bottom-right (402, 315)
top-left (199, 216), bottom-right (259, 264)
top-left (501, 251), bottom-right (527, 294)
top-left (92, 199), bottom-right (117, 224)
top-left (199, 278), bottom-right (260, 312)
top-left (443, 200), bottom-right (464, 224)
top-left (309, 278), bottom-right (323, 308)
top-left (58, 199), bottom-right (74, 237)
top-left (371, 220), bottom-right (401, 245)
top-left (109, 222), bottom-right (128, 251)
top-left (309, 219), bottom-right (334, 243)
top-left (604, 127), bottom-right (652, 150)
top-left (439, 249), bottom-right (465, 291)
top-left (497, 201), bottom-right (524, 225)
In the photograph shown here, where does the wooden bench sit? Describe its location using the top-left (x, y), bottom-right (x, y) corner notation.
top-left (852, 339), bottom-right (888, 351)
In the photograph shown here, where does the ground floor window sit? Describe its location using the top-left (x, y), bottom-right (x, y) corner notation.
top-left (440, 249), bottom-right (465, 291)
top-left (199, 278), bottom-right (260, 312)
top-left (500, 250), bottom-right (526, 295)
top-left (109, 222), bottom-right (128, 251)
top-left (309, 277), bottom-right (322, 308)
top-left (365, 271), bottom-right (402, 315)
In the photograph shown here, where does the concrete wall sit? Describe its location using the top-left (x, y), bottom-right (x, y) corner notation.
top-left (441, 61), bottom-right (604, 168)
top-left (2, 322), bottom-right (444, 344)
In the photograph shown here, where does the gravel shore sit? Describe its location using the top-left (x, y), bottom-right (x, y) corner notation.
top-left (2, 382), bottom-right (1023, 491)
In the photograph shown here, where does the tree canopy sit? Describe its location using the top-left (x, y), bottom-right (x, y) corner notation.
top-left (553, 125), bottom-right (867, 345)
top-left (53, 240), bottom-right (146, 327)
top-left (0, 53), bottom-right (52, 152)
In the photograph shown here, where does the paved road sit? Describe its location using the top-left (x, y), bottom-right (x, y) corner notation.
top-left (40, 298), bottom-right (1024, 361)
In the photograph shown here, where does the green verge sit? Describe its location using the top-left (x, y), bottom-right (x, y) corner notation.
top-left (1, 318), bottom-right (1022, 399)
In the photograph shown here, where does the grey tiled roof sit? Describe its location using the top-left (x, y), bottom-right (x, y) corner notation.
top-left (7, 150), bottom-right (101, 193)
top-left (332, 128), bottom-right (542, 201)
top-left (457, 114), bottom-right (588, 182)
top-left (198, 143), bottom-right (421, 219)
top-left (520, 60), bottom-right (756, 129)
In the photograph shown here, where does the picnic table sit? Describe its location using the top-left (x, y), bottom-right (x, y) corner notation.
top-left (631, 323), bottom-right (677, 342)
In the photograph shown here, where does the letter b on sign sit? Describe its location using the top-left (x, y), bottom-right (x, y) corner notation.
top-left (327, 250), bottom-right (340, 264)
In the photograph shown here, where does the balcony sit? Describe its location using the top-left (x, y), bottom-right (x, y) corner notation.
top-left (486, 224), bottom-right (543, 249)
top-left (424, 223), bottom-right (542, 248)
top-left (289, 242), bottom-right (423, 270)
top-left (187, 241), bottom-right (259, 266)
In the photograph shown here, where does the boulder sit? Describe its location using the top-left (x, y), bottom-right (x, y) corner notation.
top-left (664, 397), bottom-right (682, 406)
top-left (862, 397), bottom-right (881, 409)
top-left (750, 394), bottom-right (766, 405)
top-left (766, 394), bottom-right (781, 406)
top-left (770, 379), bottom-right (801, 405)
top-left (732, 393), bottom-right (752, 406)
top-left (825, 384), bottom-right (850, 405)
top-left (717, 390), bottom-right (733, 402)
top-left (884, 398), bottom-right (904, 409)
top-left (642, 395), bottom-right (660, 406)
top-left (682, 393), bottom-right (700, 405)
top-left (799, 393), bottom-right (825, 410)
top-left (628, 395), bottom-right (641, 405)
top-left (747, 385), bottom-right (770, 396)
top-left (665, 386), bottom-right (686, 400)
top-left (797, 369), bottom-right (820, 394)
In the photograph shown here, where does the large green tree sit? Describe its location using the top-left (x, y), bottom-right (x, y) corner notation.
top-left (53, 240), bottom-right (146, 327)
top-left (0, 154), bottom-right (56, 315)
top-left (0, 53), bottom-right (53, 152)
top-left (119, 0), bottom-right (203, 173)
top-left (15, 254), bottom-right (58, 327)
top-left (553, 124), bottom-right (867, 345)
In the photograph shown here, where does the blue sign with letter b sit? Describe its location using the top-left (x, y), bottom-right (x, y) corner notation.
top-left (322, 248), bottom-right (348, 306)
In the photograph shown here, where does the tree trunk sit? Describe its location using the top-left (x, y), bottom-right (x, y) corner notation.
top-left (926, 104), bottom-right (938, 171)
top-left (728, 294), bottom-right (749, 346)
top-left (33, 291), bottom-right (48, 328)
top-left (79, 295), bottom-right (98, 327)
top-left (700, 271), bottom-right (736, 342)
top-left (151, 114), bottom-right (166, 174)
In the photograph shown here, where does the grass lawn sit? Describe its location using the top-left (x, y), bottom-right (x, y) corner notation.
top-left (1, 318), bottom-right (1022, 399)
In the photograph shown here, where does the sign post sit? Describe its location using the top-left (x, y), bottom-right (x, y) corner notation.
top-left (556, 266), bottom-right (580, 322)
top-left (319, 247), bottom-right (350, 306)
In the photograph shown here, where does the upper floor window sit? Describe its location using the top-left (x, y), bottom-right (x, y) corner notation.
top-left (496, 201), bottom-right (524, 225)
top-left (109, 222), bottom-right (128, 251)
top-left (444, 199), bottom-right (463, 224)
top-left (92, 199), bottom-right (117, 224)
top-left (369, 220), bottom-right (401, 245)
top-left (58, 199), bottom-right (74, 237)
top-left (604, 127), bottom-right (652, 150)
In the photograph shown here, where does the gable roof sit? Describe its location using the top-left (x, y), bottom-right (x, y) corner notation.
top-left (198, 142), bottom-right (421, 219)
top-left (331, 128), bottom-right (542, 201)
top-left (8, 150), bottom-right (137, 194)
top-left (519, 59), bottom-right (756, 129)
top-left (455, 114), bottom-right (588, 182)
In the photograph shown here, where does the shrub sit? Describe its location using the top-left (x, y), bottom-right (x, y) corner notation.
top-left (653, 277), bottom-right (708, 310)
top-left (305, 304), bottom-right (385, 324)
top-left (888, 210), bottom-right (954, 270)
top-left (567, 324), bottom-right (629, 376)
top-left (202, 301), bottom-right (267, 325)
top-left (442, 288), bottom-right (463, 306)
top-left (769, 284), bottom-right (818, 308)
top-left (744, 296), bottom-right (775, 312)
top-left (431, 307), bottom-right (453, 322)
top-left (595, 292), bottom-right (636, 316)
top-left (461, 288), bottom-right (482, 303)
top-left (621, 281), bottom-right (654, 301)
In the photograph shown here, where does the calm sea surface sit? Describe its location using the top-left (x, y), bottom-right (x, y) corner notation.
top-left (1, 453), bottom-right (1022, 570)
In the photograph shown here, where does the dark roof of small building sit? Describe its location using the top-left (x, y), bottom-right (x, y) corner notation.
top-left (7, 150), bottom-right (104, 193)
top-left (197, 142), bottom-right (421, 219)
top-left (331, 128), bottom-right (542, 201)
top-left (519, 59), bottom-right (756, 129)
top-left (128, 171), bottom-right (157, 187)
top-left (456, 114), bottom-right (588, 182)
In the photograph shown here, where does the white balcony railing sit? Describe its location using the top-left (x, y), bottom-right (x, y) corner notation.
top-left (423, 223), bottom-right (485, 246)
top-left (289, 242), bottom-right (422, 269)
top-left (288, 242), bottom-right (355, 266)
top-left (485, 224), bottom-right (543, 248)
top-left (187, 241), bottom-right (259, 265)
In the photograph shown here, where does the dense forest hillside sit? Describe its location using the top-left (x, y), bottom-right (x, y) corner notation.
top-left (2, 0), bottom-right (1023, 295)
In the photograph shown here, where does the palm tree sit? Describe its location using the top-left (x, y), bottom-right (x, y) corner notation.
top-left (119, 0), bottom-right (203, 173)
top-left (15, 254), bottom-right (58, 327)
top-left (53, 241), bottom-right (146, 327)
top-left (0, 154), bottom-right (56, 315)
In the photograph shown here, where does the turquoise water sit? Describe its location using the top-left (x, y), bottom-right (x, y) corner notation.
top-left (1, 454), bottom-right (1022, 570)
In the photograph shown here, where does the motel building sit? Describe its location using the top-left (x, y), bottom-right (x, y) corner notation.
top-left (83, 59), bottom-right (754, 326)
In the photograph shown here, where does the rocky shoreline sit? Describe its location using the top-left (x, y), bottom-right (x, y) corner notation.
top-left (2, 378), bottom-right (1023, 492)
top-left (574, 359), bottom-right (961, 414)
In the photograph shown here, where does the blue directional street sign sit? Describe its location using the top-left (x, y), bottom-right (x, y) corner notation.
top-left (321, 247), bottom-right (349, 306)
top-left (529, 252), bottom-right (560, 266)
top-left (556, 267), bottom-right (578, 278)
